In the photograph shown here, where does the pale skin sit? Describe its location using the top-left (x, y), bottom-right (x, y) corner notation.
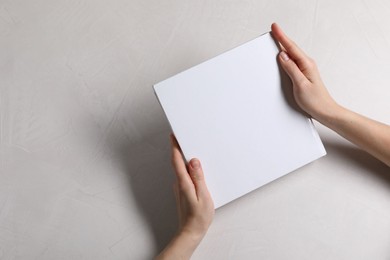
top-left (271, 23), bottom-right (390, 166)
top-left (156, 23), bottom-right (390, 259)
top-left (155, 134), bottom-right (214, 260)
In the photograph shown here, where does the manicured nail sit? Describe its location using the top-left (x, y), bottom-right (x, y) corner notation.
top-left (280, 51), bottom-right (290, 61)
top-left (190, 159), bottom-right (201, 169)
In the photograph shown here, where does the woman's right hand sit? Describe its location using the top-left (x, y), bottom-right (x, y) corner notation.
top-left (271, 23), bottom-right (340, 124)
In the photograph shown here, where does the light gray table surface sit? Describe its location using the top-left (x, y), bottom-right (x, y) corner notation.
top-left (1, 0), bottom-right (389, 259)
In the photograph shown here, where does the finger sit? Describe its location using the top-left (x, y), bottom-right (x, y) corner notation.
top-left (170, 134), bottom-right (193, 186)
top-left (188, 158), bottom-right (211, 200)
top-left (271, 23), bottom-right (311, 72)
top-left (173, 182), bottom-right (179, 206)
top-left (172, 183), bottom-right (182, 226)
top-left (278, 51), bottom-right (309, 87)
top-left (271, 23), bottom-right (307, 61)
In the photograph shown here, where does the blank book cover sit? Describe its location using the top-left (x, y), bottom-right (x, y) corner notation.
top-left (154, 32), bottom-right (326, 208)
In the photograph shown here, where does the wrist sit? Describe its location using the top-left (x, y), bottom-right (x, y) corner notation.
top-left (312, 101), bottom-right (344, 127)
top-left (178, 227), bottom-right (206, 244)
top-left (156, 229), bottom-right (205, 260)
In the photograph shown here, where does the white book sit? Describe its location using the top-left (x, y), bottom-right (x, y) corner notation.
top-left (154, 32), bottom-right (326, 208)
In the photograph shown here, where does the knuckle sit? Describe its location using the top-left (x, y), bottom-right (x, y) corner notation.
top-left (301, 81), bottom-right (312, 90)
top-left (178, 184), bottom-right (189, 193)
top-left (284, 60), bottom-right (295, 71)
top-left (306, 57), bottom-right (316, 69)
top-left (178, 180), bottom-right (191, 191)
top-left (296, 77), bottom-right (309, 89)
top-left (191, 170), bottom-right (204, 182)
top-left (289, 39), bottom-right (297, 49)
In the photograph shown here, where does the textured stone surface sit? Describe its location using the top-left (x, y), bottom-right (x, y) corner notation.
top-left (1, 0), bottom-right (390, 259)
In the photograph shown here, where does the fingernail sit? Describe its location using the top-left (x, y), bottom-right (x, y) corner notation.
top-left (190, 159), bottom-right (201, 169)
top-left (280, 51), bottom-right (290, 61)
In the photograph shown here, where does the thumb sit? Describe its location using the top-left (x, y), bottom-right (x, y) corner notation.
top-left (278, 51), bottom-right (307, 86)
top-left (188, 158), bottom-right (209, 200)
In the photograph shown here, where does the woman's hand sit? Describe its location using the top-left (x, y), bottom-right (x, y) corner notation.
top-left (271, 23), bottom-right (340, 124)
top-left (170, 134), bottom-right (214, 238)
top-left (272, 23), bottom-right (390, 166)
top-left (156, 134), bottom-right (214, 260)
